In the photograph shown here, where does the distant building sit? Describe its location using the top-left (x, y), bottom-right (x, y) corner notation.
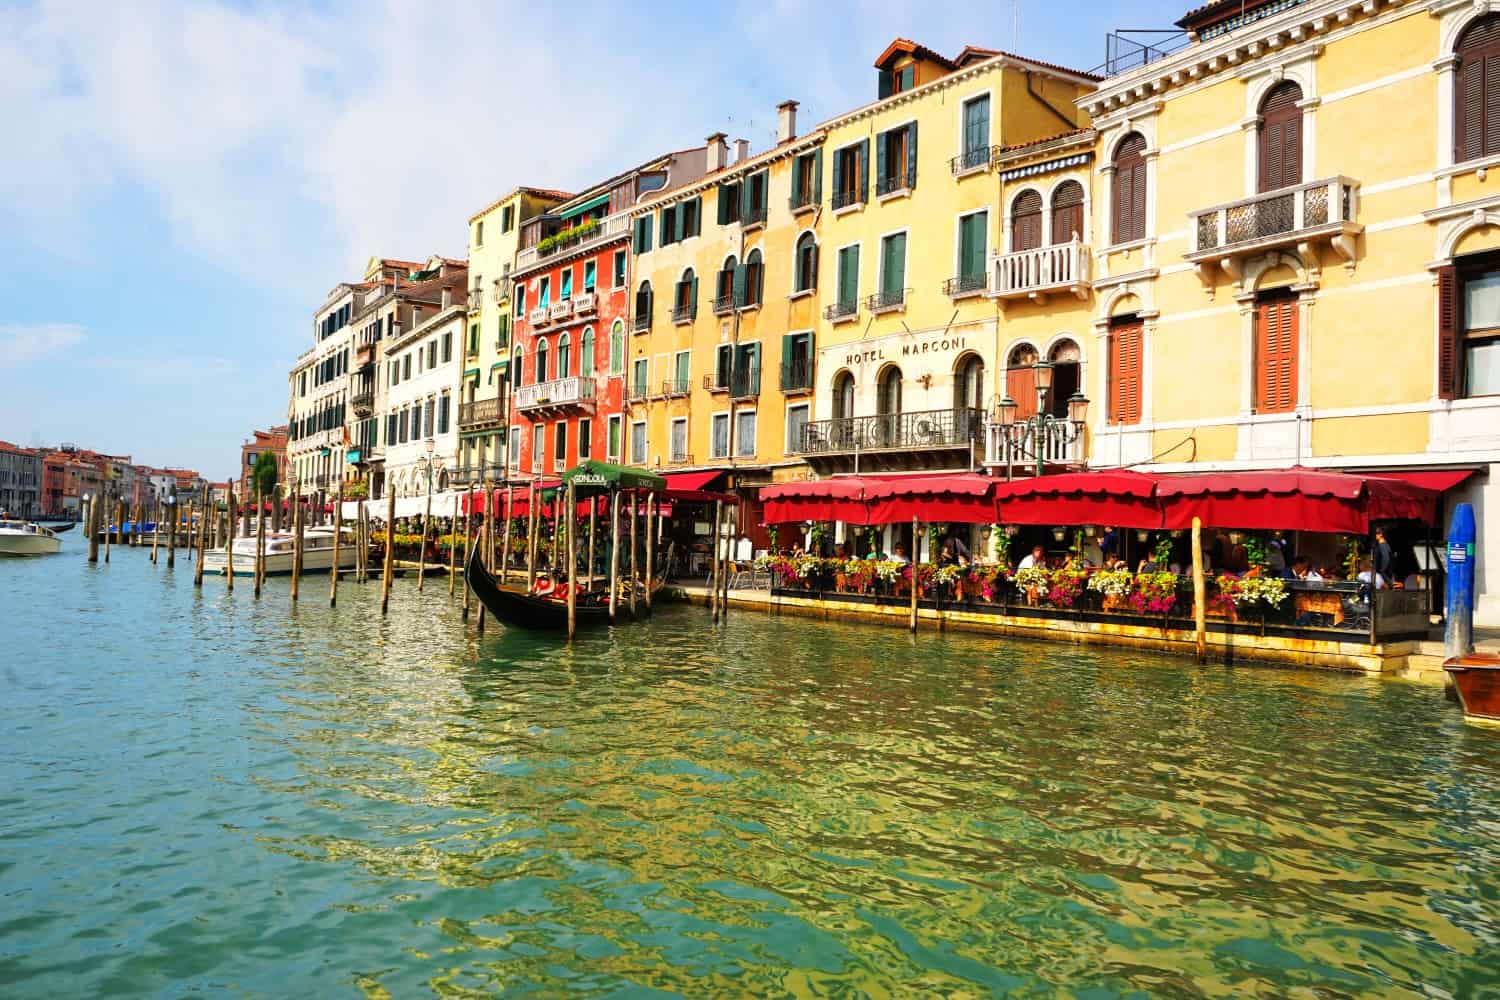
top-left (239, 425), bottom-right (288, 499)
top-left (0, 441), bottom-right (42, 517)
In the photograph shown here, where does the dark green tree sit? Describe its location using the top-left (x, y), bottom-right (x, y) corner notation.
top-left (251, 452), bottom-right (279, 498)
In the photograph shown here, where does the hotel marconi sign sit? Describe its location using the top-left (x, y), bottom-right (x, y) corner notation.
top-left (837, 333), bottom-right (971, 372)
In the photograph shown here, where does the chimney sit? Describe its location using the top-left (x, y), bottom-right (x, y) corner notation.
top-left (705, 132), bottom-right (728, 172)
top-left (735, 138), bottom-right (750, 163)
top-left (441, 284), bottom-right (453, 309)
top-left (777, 100), bottom-right (799, 143)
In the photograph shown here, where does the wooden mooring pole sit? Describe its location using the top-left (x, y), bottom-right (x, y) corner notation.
top-left (329, 484), bottom-right (343, 607)
top-left (166, 499), bottom-right (177, 569)
top-left (150, 500), bottom-right (161, 564)
top-left (1192, 516), bottom-right (1207, 664)
top-left (910, 516), bottom-right (920, 634)
top-left (380, 489), bottom-right (395, 615)
top-left (608, 491), bottom-right (620, 623)
top-left (644, 493), bottom-right (654, 610)
top-left (709, 500), bottom-right (722, 621)
top-left (193, 496), bottom-right (207, 586)
top-left (254, 488), bottom-right (264, 597)
top-left (449, 492), bottom-right (460, 596)
top-left (461, 491), bottom-right (475, 621)
top-left (500, 485), bottom-right (514, 586)
top-left (526, 480), bottom-right (538, 593)
top-left (224, 485), bottom-right (236, 593)
top-left (87, 496), bottom-right (100, 563)
top-left (628, 490), bottom-right (638, 620)
top-left (566, 480), bottom-right (577, 640)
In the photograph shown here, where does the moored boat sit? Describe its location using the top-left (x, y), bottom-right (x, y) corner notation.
top-left (1443, 653), bottom-right (1500, 725)
top-left (0, 520), bottom-right (62, 556)
top-left (465, 545), bottom-right (654, 630)
top-left (202, 528), bottom-right (361, 577)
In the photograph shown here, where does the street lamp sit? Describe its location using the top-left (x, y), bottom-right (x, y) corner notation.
top-left (994, 360), bottom-right (1090, 480)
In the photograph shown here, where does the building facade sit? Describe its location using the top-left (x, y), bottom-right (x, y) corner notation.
top-left (287, 280), bottom-right (368, 499)
top-left (379, 270), bottom-right (468, 499)
top-left (0, 442), bottom-right (42, 517)
top-left (238, 426), bottom-right (288, 500)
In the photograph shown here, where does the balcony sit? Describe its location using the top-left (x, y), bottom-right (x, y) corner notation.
top-left (991, 238), bottom-right (1090, 302)
top-left (529, 306), bottom-right (550, 328)
top-left (824, 299), bottom-right (858, 323)
top-left (573, 291), bottom-right (597, 316)
top-left (667, 450), bottom-right (694, 466)
top-left (458, 397), bottom-right (504, 430)
top-left (627, 380), bottom-right (651, 403)
top-left (468, 288), bottom-right (484, 312)
top-left (742, 203), bottom-right (768, 229)
top-left (779, 359), bottom-right (814, 394)
top-left (1186, 176), bottom-right (1361, 279)
top-left (866, 289), bottom-right (906, 315)
top-left (943, 272), bottom-right (988, 299)
top-left (632, 312), bottom-right (651, 333)
top-left (549, 300), bottom-right (574, 322)
top-left (672, 302), bottom-right (693, 324)
top-left (796, 407), bottom-right (986, 459)
top-left (514, 211), bottom-right (631, 271)
top-left (730, 366), bottom-right (760, 400)
top-left (713, 292), bottom-right (734, 316)
top-left (789, 189), bottom-right (818, 213)
top-left (355, 343), bottom-right (377, 371)
top-left (350, 388), bottom-right (375, 415)
top-left (984, 420), bottom-right (1086, 469)
top-left (515, 376), bottom-right (595, 413)
top-left (661, 378), bottom-right (691, 398)
top-left (950, 145), bottom-right (996, 176)
top-left (831, 189), bottom-right (863, 212)
top-left (875, 173), bottom-right (908, 199)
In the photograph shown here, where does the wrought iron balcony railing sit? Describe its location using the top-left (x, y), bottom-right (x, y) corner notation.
top-left (866, 288), bottom-right (906, 314)
top-left (703, 373), bottom-right (729, 393)
top-left (713, 292), bottom-right (734, 316)
top-left (667, 450), bottom-right (694, 465)
top-left (824, 299), bottom-right (858, 322)
top-left (672, 302), bottom-right (693, 324)
top-left (515, 376), bottom-right (595, 412)
top-left (632, 312), bottom-right (651, 333)
top-left (789, 189), bottom-right (818, 212)
top-left (779, 360), bottom-right (814, 393)
top-left (875, 173), bottom-right (908, 197)
top-left (796, 407), bottom-right (985, 456)
top-left (1187, 176), bottom-right (1361, 268)
top-left (831, 189), bottom-right (863, 212)
top-left (943, 272), bottom-right (988, 298)
top-left (458, 397), bottom-right (504, 429)
top-left (468, 288), bottom-right (484, 312)
top-left (350, 388), bottom-right (375, 412)
top-left (991, 238), bottom-right (1090, 301)
top-left (661, 378), bottom-right (691, 397)
top-left (730, 366), bottom-right (760, 400)
top-left (742, 203), bottom-right (768, 228)
top-left (950, 146), bottom-right (995, 175)
top-left (627, 380), bottom-right (651, 403)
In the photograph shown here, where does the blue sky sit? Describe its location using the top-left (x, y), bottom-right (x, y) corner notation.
top-left (0, 0), bottom-right (1171, 478)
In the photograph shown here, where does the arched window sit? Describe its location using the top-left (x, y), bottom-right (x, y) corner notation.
top-left (955, 353), bottom-right (985, 411)
top-left (557, 332), bottom-right (571, 379)
top-left (877, 365), bottom-right (902, 416)
top-left (581, 326), bottom-right (595, 375)
top-left (1050, 180), bottom-right (1085, 245)
top-left (1112, 132), bottom-right (1147, 245)
top-left (716, 254), bottom-right (738, 310)
top-left (675, 267), bottom-right (697, 320)
top-left (634, 281), bottom-right (653, 329)
top-left (610, 319), bottom-right (625, 375)
top-left (744, 249), bottom-right (764, 307)
top-left (1258, 82), bottom-right (1304, 193)
top-left (512, 347), bottom-right (523, 390)
top-left (833, 370), bottom-right (856, 419)
top-left (794, 233), bottom-right (818, 292)
top-left (1006, 344), bottom-right (1040, 419)
top-left (1048, 339), bottom-right (1082, 418)
top-left (536, 337), bottom-right (549, 383)
top-left (1457, 16), bottom-right (1500, 162)
top-left (1011, 190), bottom-right (1043, 251)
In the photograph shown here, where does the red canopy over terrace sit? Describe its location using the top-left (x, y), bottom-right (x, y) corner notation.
top-left (661, 469), bottom-right (737, 504)
top-left (760, 473), bottom-right (996, 525)
top-left (993, 470), bottom-right (1163, 529)
top-left (1155, 468), bottom-right (1439, 533)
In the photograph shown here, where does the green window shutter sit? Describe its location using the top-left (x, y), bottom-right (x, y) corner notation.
top-left (882, 234), bottom-right (906, 294)
top-left (675, 202), bottom-right (686, 240)
top-left (791, 159), bottom-right (804, 203)
top-left (906, 123), bottom-right (918, 190)
top-left (878, 68), bottom-right (893, 98)
top-left (740, 178), bottom-right (751, 221)
top-left (717, 186), bottom-right (730, 224)
top-left (813, 148), bottom-right (823, 204)
top-left (732, 263), bottom-right (747, 306)
top-left (659, 210), bottom-right (669, 245)
top-left (877, 132), bottom-right (888, 185)
top-left (831, 149), bottom-right (843, 202)
top-left (676, 352), bottom-right (689, 382)
top-left (858, 139), bottom-right (870, 203)
top-left (838, 246), bottom-right (859, 304)
top-left (780, 334), bottom-right (793, 378)
top-left (689, 275), bottom-right (698, 318)
top-left (716, 345), bottom-right (730, 384)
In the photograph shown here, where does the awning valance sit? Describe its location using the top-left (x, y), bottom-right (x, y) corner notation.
top-left (1155, 469), bottom-right (1438, 532)
top-left (994, 470), bottom-right (1162, 530)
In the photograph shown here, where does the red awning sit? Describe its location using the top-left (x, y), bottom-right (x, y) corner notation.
top-left (761, 473), bottom-right (998, 525)
top-left (1374, 469), bottom-right (1477, 492)
top-left (1156, 468), bottom-right (1439, 532)
top-left (994, 470), bottom-right (1163, 530)
top-left (664, 470), bottom-right (722, 492)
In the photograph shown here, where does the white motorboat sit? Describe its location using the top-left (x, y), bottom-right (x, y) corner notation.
top-left (202, 528), bottom-right (362, 577)
top-left (0, 520), bottom-right (62, 557)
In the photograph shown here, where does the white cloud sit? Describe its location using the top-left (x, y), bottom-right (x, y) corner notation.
top-left (0, 323), bottom-right (85, 365)
top-left (86, 355), bottom-right (237, 386)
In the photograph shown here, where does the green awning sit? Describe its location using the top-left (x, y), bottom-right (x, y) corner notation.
top-left (559, 193), bottom-right (609, 220)
top-left (489, 361), bottom-right (506, 369)
top-left (463, 367), bottom-right (481, 381)
top-left (345, 449), bottom-right (362, 464)
top-left (561, 460), bottom-right (666, 496)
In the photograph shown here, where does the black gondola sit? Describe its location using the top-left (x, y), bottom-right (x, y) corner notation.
top-left (465, 544), bottom-right (652, 631)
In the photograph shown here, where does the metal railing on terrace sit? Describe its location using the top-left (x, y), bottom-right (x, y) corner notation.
top-left (515, 376), bottom-right (595, 412)
top-left (779, 360), bottom-right (814, 393)
top-left (796, 407), bottom-right (985, 456)
top-left (514, 211), bottom-right (631, 271)
top-left (458, 397), bottom-right (503, 429)
top-left (1188, 177), bottom-right (1359, 258)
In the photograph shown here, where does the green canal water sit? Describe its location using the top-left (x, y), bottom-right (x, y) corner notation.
top-left (3, 536), bottom-right (1500, 998)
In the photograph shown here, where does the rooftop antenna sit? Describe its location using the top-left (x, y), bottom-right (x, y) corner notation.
top-left (1013, 0), bottom-right (1020, 50)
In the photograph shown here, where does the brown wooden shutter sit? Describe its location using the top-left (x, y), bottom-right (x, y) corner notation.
top-left (1254, 293), bottom-right (1299, 413)
top-left (1257, 83), bottom-right (1303, 193)
top-left (1006, 365), bottom-right (1038, 419)
top-left (1112, 134), bottom-right (1146, 245)
top-left (1437, 265), bottom-right (1461, 400)
top-left (1051, 181), bottom-right (1085, 244)
top-left (1457, 17), bottom-right (1500, 161)
top-left (1108, 320), bottom-right (1143, 424)
top-left (1012, 191), bottom-right (1043, 251)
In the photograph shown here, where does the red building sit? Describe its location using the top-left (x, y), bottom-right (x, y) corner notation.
top-left (508, 150), bottom-right (704, 479)
top-left (239, 425), bottom-right (288, 500)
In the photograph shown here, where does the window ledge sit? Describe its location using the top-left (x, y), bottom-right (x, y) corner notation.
top-left (787, 288), bottom-right (814, 301)
top-left (946, 288), bottom-right (986, 301)
top-left (877, 187), bottom-right (912, 204)
top-left (1099, 237), bottom-right (1155, 256)
top-left (830, 311), bottom-right (860, 325)
top-left (1435, 154), bottom-right (1500, 180)
top-left (953, 162), bottom-right (988, 180)
top-left (832, 201), bottom-right (865, 217)
top-left (737, 302), bottom-right (763, 314)
top-left (791, 201), bottom-right (818, 215)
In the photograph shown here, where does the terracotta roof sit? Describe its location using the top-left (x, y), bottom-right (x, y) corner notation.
top-left (988, 49), bottom-right (1103, 82)
top-left (998, 127), bottom-right (1096, 155)
top-left (874, 38), bottom-right (957, 71)
top-left (954, 45), bottom-right (1001, 67)
top-left (467, 186), bottom-right (574, 223)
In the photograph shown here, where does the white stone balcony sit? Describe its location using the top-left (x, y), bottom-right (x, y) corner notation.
top-left (991, 238), bottom-right (1090, 302)
top-left (573, 291), bottom-right (597, 316)
top-left (984, 420), bottom-right (1086, 469)
top-left (529, 306), bottom-right (550, 328)
top-left (549, 300), bottom-right (574, 322)
top-left (514, 211), bottom-right (631, 272)
top-left (515, 376), bottom-right (596, 413)
top-left (1186, 176), bottom-right (1361, 281)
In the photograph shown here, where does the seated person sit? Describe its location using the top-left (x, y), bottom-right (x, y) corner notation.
top-left (532, 575), bottom-right (555, 597)
top-left (1136, 557), bottom-right (1159, 574)
top-left (889, 544), bottom-right (910, 565)
top-left (937, 542), bottom-right (959, 567)
top-left (1291, 557), bottom-right (1323, 584)
top-left (1017, 544), bottom-right (1046, 571)
top-left (1356, 557), bottom-right (1386, 592)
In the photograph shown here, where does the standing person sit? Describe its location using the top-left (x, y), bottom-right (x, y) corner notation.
top-left (1372, 527), bottom-right (1395, 583)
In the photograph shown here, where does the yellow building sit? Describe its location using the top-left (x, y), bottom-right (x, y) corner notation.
top-left (627, 104), bottom-right (825, 511)
top-left (459, 187), bottom-right (571, 482)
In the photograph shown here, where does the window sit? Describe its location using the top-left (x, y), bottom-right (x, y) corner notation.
top-left (512, 348), bottom-right (523, 390)
top-left (717, 181), bottom-right (742, 224)
top-left (584, 260), bottom-right (596, 292)
top-left (786, 403), bottom-right (809, 453)
top-left (632, 357), bottom-right (649, 398)
top-left (581, 327), bottom-right (595, 375)
top-left (386, 412), bottom-right (397, 445)
top-left (674, 350), bottom-right (690, 392)
top-left (1457, 17), bottom-right (1500, 162)
top-left (1253, 289), bottom-right (1299, 414)
top-left (877, 366), bottom-right (902, 417)
top-left (670, 418), bottom-right (688, 462)
top-left (607, 415), bottom-right (622, 461)
top-left (516, 285), bottom-right (526, 318)
top-left (1441, 261), bottom-right (1500, 397)
top-left (1108, 319), bottom-right (1143, 424)
top-left (579, 418), bottom-right (592, 459)
top-left (610, 320), bottom-right (626, 375)
top-left (634, 281), bottom-right (653, 330)
top-left (438, 394), bottom-right (450, 434)
top-left (681, 197), bottom-right (701, 238)
top-left (791, 150), bottom-right (822, 209)
top-left (475, 220), bottom-right (484, 246)
top-left (532, 425), bottom-right (545, 473)
top-left (424, 399), bottom-right (435, 438)
top-left (794, 233), bottom-right (818, 293)
top-left (427, 340), bottom-right (437, 369)
top-left (1258, 82), bottom-right (1304, 193)
top-left (879, 62), bottom-right (915, 97)
top-left (710, 413), bottom-right (730, 458)
top-left (716, 255), bottom-right (737, 311)
top-left (632, 216), bottom-right (653, 253)
top-left (561, 268), bottom-right (573, 300)
top-left (536, 338), bottom-right (549, 383)
top-left (955, 354), bottom-right (984, 411)
top-left (502, 205), bottom-right (515, 232)
top-left (558, 332), bottom-right (571, 378)
top-left (743, 172), bottom-right (768, 224)
top-left (613, 250), bottom-right (626, 288)
top-left (554, 422), bottom-right (567, 471)
top-left (836, 244), bottom-right (860, 308)
top-left (714, 344), bottom-right (733, 389)
top-left (659, 205), bottom-right (679, 246)
top-left (832, 141), bottom-right (869, 209)
top-left (876, 123), bottom-right (917, 195)
top-left (402, 354), bottom-right (411, 380)
top-left (1006, 345), bottom-right (1039, 420)
top-left (781, 331), bottom-right (813, 390)
top-left (629, 421), bottom-right (646, 465)
top-left (1111, 133), bottom-right (1148, 245)
top-left (509, 426), bottom-right (520, 469)
top-left (465, 323), bottom-right (477, 356)
top-left (1051, 181), bottom-right (1085, 245)
top-left (674, 268), bottom-right (698, 321)
top-left (962, 95), bottom-right (991, 159)
top-left (1011, 191), bottom-right (1043, 251)
top-left (538, 276), bottom-right (550, 308)
top-left (735, 411), bottom-right (756, 458)
top-left (398, 408), bottom-right (409, 444)
top-left (957, 211), bottom-right (987, 286)
top-left (742, 250), bottom-right (764, 307)
top-left (878, 232), bottom-right (907, 297)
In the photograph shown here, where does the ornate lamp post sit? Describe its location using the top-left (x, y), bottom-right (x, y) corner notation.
top-left (995, 360), bottom-right (1090, 480)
